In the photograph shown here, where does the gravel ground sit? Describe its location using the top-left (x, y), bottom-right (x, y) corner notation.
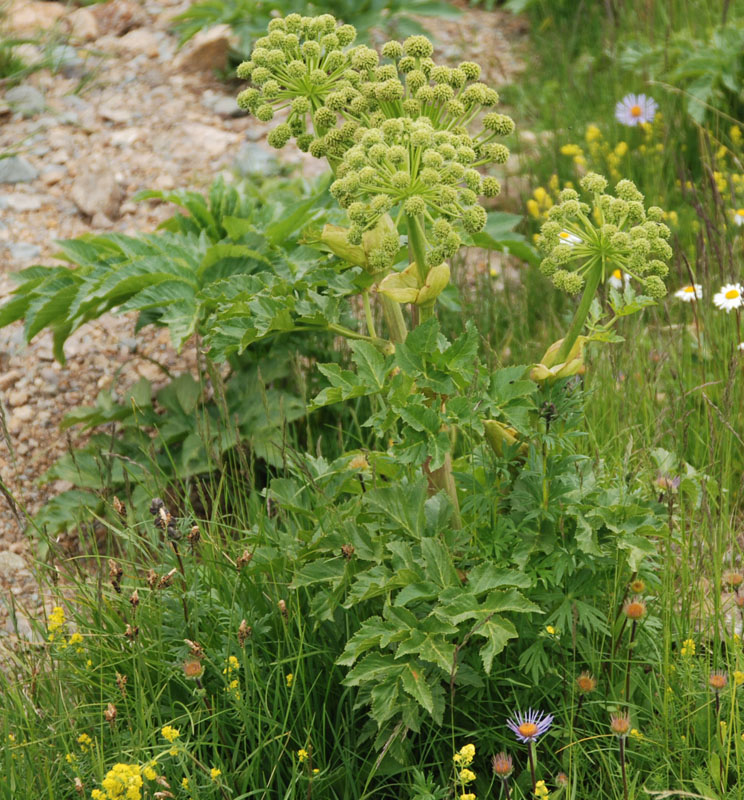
top-left (0, 0), bottom-right (527, 641)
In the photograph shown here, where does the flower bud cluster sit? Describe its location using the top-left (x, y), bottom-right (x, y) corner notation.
top-left (537, 173), bottom-right (671, 298)
top-left (236, 15), bottom-right (514, 271)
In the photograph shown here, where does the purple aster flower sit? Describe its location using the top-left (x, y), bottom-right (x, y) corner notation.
top-left (506, 708), bottom-right (554, 742)
top-left (615, 93), bottom-right (658, 126)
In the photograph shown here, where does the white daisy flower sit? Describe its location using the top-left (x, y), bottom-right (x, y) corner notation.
top-left (739, 342), bottom-right (744, 352)
top-left (608, 268), bottom-right (630, 289)
top-left (559, 230), bottom-right (582, 247)
top-left (674, 284), bottom-right (702, 302)
top-left (615, 94), bottom-right (658, 127)
top-left (733, 208), bottom-right (744, 227)
top-left (713, 283), bottom-right (744, 312)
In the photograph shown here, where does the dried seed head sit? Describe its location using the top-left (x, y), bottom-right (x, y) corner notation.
top-left (238, 619), bottom-right (252, 646)
top-left (723, 571), bottom-right (744, 590)
top-left (149, 497), bottom-right (165, 516)
top-left (187, 525), bottom-right (201, 549)
top-left (623, 597), bottom-right (647, 620)
top-left (709, 670), bottom-right (728, 692)
top-left (104, 702), bottom-right (117, 726)
top-left (108, 559), bottom-right (123, 593)
top-left (74, 777), bottom-right (84, 794)
top-left (341, 544), bottom-right (355, 560)
top-left (158, 568), bottom-right (177, 589)
top-left (147, 569), bottom-right (158, 589)
top-left (610, 712), bottom-right (631, 738)
top-left (278, 599), bottom-right (288, 619)
top-left (237, 550), bottom-right (253, 571)
top-left (124, 624), bottom-right (139, 641)
top-left (576, 671), bottom-right (597, 694)
top-left (129, 589), bottom-right (139, 610)
top-left (184, 639), bottom-right (204, 659)
top-left (183, 658), bottom-right (204, 680)
top-left (116, 672), bottom-right (128, 697)
top-left (491, 752), bottom-right (513, 778)
top-left (112, 496), bottom-right (126, 517)
top-left (629, 579), bottom-right (645, 593)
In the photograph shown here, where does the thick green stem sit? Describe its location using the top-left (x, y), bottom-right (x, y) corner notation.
top-left (555, 258), bottom-right (603, 365)
top-left (425, 453), bottom-right (461, 529)
top-left (380, 295), bottom-right (408, 343)
top-left (406, 214), bottom-right (429, 285)
top-left (362, 290), bottom-right (377, 339)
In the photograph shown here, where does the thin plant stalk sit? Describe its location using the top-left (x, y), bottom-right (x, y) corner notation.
top-left (619, 737), bottom-right (628, 800)
top-left (527, 741), bottom-right (537, 794)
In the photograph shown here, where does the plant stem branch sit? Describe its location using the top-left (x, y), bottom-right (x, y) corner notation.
top-left (555, 258), bottom-right (603, 364)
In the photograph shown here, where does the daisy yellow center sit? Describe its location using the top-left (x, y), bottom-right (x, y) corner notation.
top-left (518, 722), bottom-right (538, 737)
top-left (683, 286), bottom-right (695, 293)
top-left (559, 232), bottom-right (570, 239)
top-left (612, 269), bottom-right (622, 279)
top-left (725, 289), bottom-right (740, 299)
top-left (630, 105), bottom-right (642, 117)
top-left (737, 209), bottom-right (744, 215)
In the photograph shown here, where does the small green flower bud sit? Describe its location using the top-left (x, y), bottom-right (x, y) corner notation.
top-left (350, 45), bottom-right (378, 71)
top-left (551, 269), bottom-right (582, 294)
top-left (650, 238), bottom-right (672, 260)
top-left (429, 65), bottom-right (450, 85)
top-left (459, 188), bottom-right (477, 206)
top-left (646, 259), bottom-right (668, 277)
top-left (627, 201), bottom-right (646, 224)
top-left (615, 179), bottom-right (643, 202)
top-left (347, 224), bottom-right (364, 245)
top-left (359, 167), bottom-right (376, 183)
top-left (404, 196), bottom-right (426, 215)
top-left (419, 168), bottom-right (439, 186)
top-left (291, 96), bottom-right (311, 114)
top-left (337, 24), bottom-right (357, 46)
top-left (302, 40), bottom-right (321, 60)
top-left (432, 84), bottom-right (455, 103)
top-left (236, 61), bottom-right (253, 80)
top-left (402, 99), bottom-right (420, 116)
top-left (580, 172), bottom-right (608, 194)
top-left (309, 68), bottom-right (328, 84)
top-left (251, 66), bottom-right (271, 85)
top-left (374, 64), bottom-right (398, 81)
top-left (283, 33), bottom-right (299, 49)
top-left (398, 55), bottom-right (416, 73)
top-left (449, 68), bottom-right (466, 88)
top-left (284, 13), bottom-right (302, 31)
top-left (388, 145), bottom-right (407, 164)
top-left (314, 107), bottom-right (337, 129)
top-left (375, 79), bottom-right (405, 102)
top-left (643, 275), bottom-right (666, 298)
top-left (485, 143), bottom-right (510, 164)
top-left (462, 204), bottom-right (487, 233)
top-left (406, 69), bottom-right (427, 92)
top-left (268, 18), bottom-right (286, 32)
top-left (561, 199), bottom-right (580, 217)
top-left (371, 194), bottom-right (393, 213)
top-left (261, 79), bottom-right (280, 99)
top-left (296, 134), bottom-right (313, 152)
top-left (647, 206), bottom-right (664, 222)
top-left (439, 186), bottom-right (458, 205)
top-left (381, 40), bottom-right (404, 60)
top-left (289, 117), bottom-right (305, 136)
top-left (483, 113), bottom-right (515, 136)
top-left (481, 176), bottom-right (501, 197)
top-left (420, 57), bottom-right (435, 76)
top-left (403, 35), bottom-right (434, 58)
top-left (287, 59), bottom-right (306, 78)
top-left (267, 123), bottom-right (292, 149)
top-left (255, 104), bottom-right (274, 122)
top-left (559, 188), bottom-right (579, 203)
top-left (391, 171), bottom-right (410, 189)
top-left (368, 143), bottom-right (389, 162)
top-left (236, 88), bottom-right (260, 110)
top-left (464, 169), bottom-right (482, 192)
top-left (268, 30), bottom-right (285, 46)
top-left (432, 219), bottom-right (452, 241)
top-left (317, 14), bottom-right (336, 32)
top-left (610, 231), bottom-right (630, 249)
top-left (321, 33), bottom-right (339, 50)
top-left (309, 137), bottom-right (327, 158)
top-left (458, 61), bottom-right (480, 80)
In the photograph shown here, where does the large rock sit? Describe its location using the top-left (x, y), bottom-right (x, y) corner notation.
top-left (177, 123), bottom-right (240, 158)
top-left (5, 1), bottom-right (65, 35)
top-left (71, 165), bottom-right (124, 219)
top-left (4, 85), bottom-right (45, 117)
top-left (92, 0), bottom-right (147, 36)
top-left (107, 28), bottom-right (160, 58)
top-left (66, 7), bottom-right (100, 41)
top-left (0, 156), bottom-right (38, 184)
top-left (172, 24), bottom-right (236, 73)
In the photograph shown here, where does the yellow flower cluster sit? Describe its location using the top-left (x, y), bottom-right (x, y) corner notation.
top-left (453, 743), bottom-right (475, 767)
top-left (222, 655), bottom-right (239, 675)
top-left (297, 749), bottom-right (309, 763)
top-left (734, 670), bottom-right (744, 686)
top-left (48, 606), bottom-right (66, 641)
top-left (680, 638), bottom-right (695, 657)
top-left (210, 767), bottom-right (222, 781)
top-left (91, 763), bottom-right (143, 800)
top-left (161, 725), bottom-right (180, 743)
top-left (286, 673), bottom-right (294, 687)
top-left (77, 733), bottom-right (93, 752)
top-left (534, 779), bottom-right (550, 799)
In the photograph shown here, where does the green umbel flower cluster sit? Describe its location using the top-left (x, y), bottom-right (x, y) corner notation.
top-left (236, 15), bottom-right (512, 275)
top-left (536, 173), bottom-right (672, 298)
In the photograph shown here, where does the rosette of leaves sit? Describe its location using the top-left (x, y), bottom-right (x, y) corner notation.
top-left (534, 172), bottom-right (672, 368)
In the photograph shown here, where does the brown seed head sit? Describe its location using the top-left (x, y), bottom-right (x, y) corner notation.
top-left (723, 571), bottom-right (744, 590)
top-left (183, 658), bottom-right (204, 680)
top-left (238, 619), bottom-right (252, 646)
top-left (491, 752), bottom-right (513, 778)
top-left (116, 672), bottom-right (128, 697)
top-left (74, 777), bottom-right (84, 794)
top-left (112, 496), bottom-right (126, 517)
top-left (158, 568), bottom-right (177, 589)
top-left (610, 712), bottom-right (631, 737)
top-left (735, 593), bottom-right (744, 609)
top-left (555, 772), bottom-right (568, 787)
top-left (629, 579), bottom-right (645, 594)
top-left (104, 702), bottom-right (117, 725)
top-left (237, 550), bottom-right (253, 571)
top-left (146, 569), bottom-right (158, 589)
top-left (278, 599), bottom-right (288, 619)
top-left (108, 559), bottom-right (123, 593)
top-left (341, 544), bottom-right (355, 560)
top-left (184, 639), bottom-right (204, 659)
top-left (129, 589), bottom-right (139, 609)
top-left (623, 597), bottom-right (647, 620)
top-left (124, 624), bottom-right (139, 641)
top-left (576, 670), bottom-right (597, 694)
top-left (187, 525), bottom-right (201, 549)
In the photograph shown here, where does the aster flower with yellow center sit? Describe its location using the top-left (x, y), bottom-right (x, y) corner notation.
top-left (733, 208), bottom-right (744, 226)
top-left (576, 671), bottom-right (597, 694)
top-left (491, 752), bottom-right (513, 778)
top-left (608, 268), bottom-right (630, 289)
top-left (713, 283), bottom-right (743, 312)
top-left (615, 94), bottom-right (657, 126)
top-left (507, 708), bottom-right (554, 743)
top-left (610, 712), bottom-right (631, 738)
top-left (674, 284), bottom-right (702, 302)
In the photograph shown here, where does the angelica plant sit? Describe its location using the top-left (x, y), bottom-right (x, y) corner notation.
top-left (236, 15), bottom-right (512, 334)
top-left (536, 172), bottom-right (672, 369)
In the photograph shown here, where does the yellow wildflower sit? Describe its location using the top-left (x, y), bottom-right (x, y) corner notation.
top-left (161, 725), bottom-right (180, 743)
top-left (297, 749), bottom-right (309, 763)
top-left (585, 124), bottom-right (601, 143)
top-left (732, 125), bottom-right (742, 145)
top-left (210, 767), bottom-right (222, 781)
top-left (77, 733), bottom-right (93, 752)
top-left (222, 655), bottom-right (239, 675)
top-left (459, 768), bottom-right (476, 783)
top-left (560, 144), bottom-right (583, 157)
top-left (680, 638), bottom-right (695, 657)
top-left (546, 625), bottom-right (556, 635)
top-left (286, 673), bottom-right (294, 688)
top-left (312, 768), bottom-right (319, 774)
top-left (460, 795), bottom-right (476, 800)
top-left (69, 632), bottom-right (83, 645)
top-left (142, 764), bottom-right (157, 781)
top-left (100, 763), bottom-right (143, 800)
top-left (548, 174), bottom-right (560, 193)
top-left (48, 606), bottom-right (66, 640)
top-left (630, 728), bottom-right (644, 740)
top-left (527, 199), bottom-right (540, 218)
top-left (614, 141), bottom-right (628, 157)
top-left (91, 791), bottom-right (106, 800)
top-left (181, 778), bottom-right (190, 789)
top-left (733, 670), bottom-right (744, 686)
top-left (534, 779), bottom-right (550, 799)
top-left (169, 747), bottom-right (178, 757)
top-left (66, 753), bottom-right (76, 763)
